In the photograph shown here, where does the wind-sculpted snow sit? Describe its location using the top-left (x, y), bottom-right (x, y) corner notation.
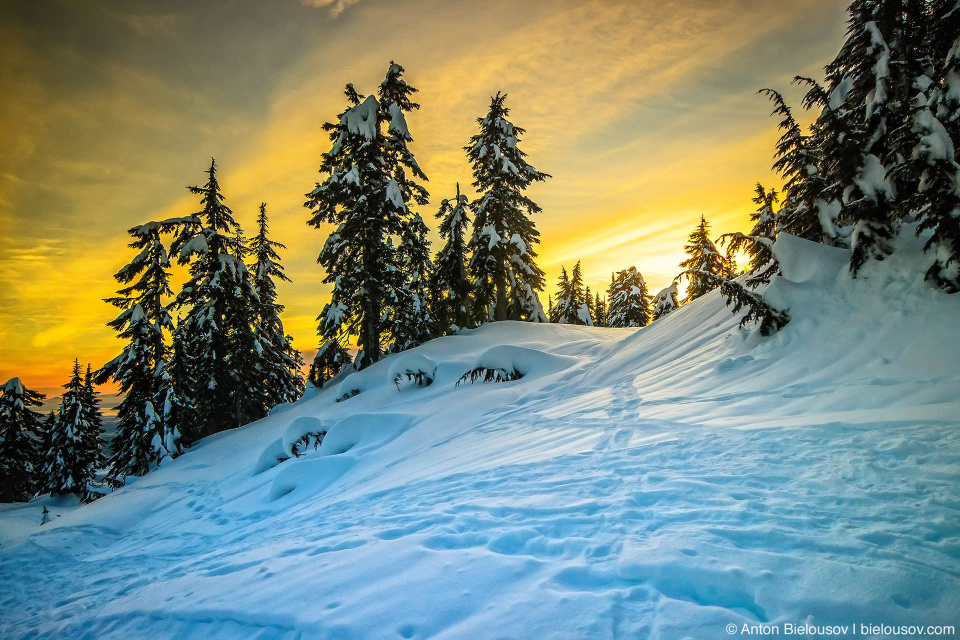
top-left (1, 228), bottom-right (959, 639)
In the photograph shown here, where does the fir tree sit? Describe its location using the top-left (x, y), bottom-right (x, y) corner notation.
top-left (813, 0), bottom-right (929, 273)
top-left (760, 88), bottom-right (828, 241)
top-left (430, 184), bottom-right (473, 334)
top-left (550, 263), bottom-right (589, 324)
top-left (652, 283), bottom-right (680, 321)
top-left (593, 292), bottom-right (607, 327)
top-left (582, 286), bottom-right (596, 327)
top-left (391, 212), bottom-right (435, 352)
top-left (466, 92), bottom-right (550, 323)
top-left (679, 216), bottom-right (725, 303)
top-left (548, 267), bottom-right (570, 323)
top-left (249, 203), bottom-right (306, 406)
top-left (42, 360), bottom-right (104, 500)
top-left (607, 267), bottom-right (652, 327)
top-left (170, 158), bottom-right (256, 437)
top-left (0, 378), bottom-right (45, 502)
top-left (720, 184), bottom-right (781, 287)
top-left (306, 63), bottom-right (429, 370)
top-left (97, 221), bottom-right (179, 485)
top-left (309, 338), bottom-right (352, 388)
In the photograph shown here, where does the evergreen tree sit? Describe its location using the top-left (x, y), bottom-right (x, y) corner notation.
top-left (97, 221), bottom-right (179, 485)
top-left (582, 286), bottom-right (596, 327)
top-left (0, 378), bottom-right (44, 502)
top-left (391, 212), bottom-right (435, 352)
top-left (548, 267), bottom-right (571, 323)
top-left (607, 267), bottom-right (652, 327)
top-left (466, 92), bottom-right (550, 323)
top-left (308, 338), bottom-right (352, 389)
top-left (720, 184), bottom-right (781, 287)
top-left (306, 63), bottom-right (429, 370)
top-left (813, 0), bottom-right (928, 273)
top-left (170, 158), bottom-right (256, 437)
top-left (249, 203), bottom-right (306, 406)
top-left (760, 88), bottom-right (829, 241)
top-left (679, 216), bottom-right (725, 303)
top-left (593, 292), bottom-right (607, 327)
top-left (550, 263), bottom-right (589, 324)
top-left (652, 283), bottom-right (680, 321)
top-left (42, 360), bottom-right (104, 500)
top-left (430, 184), bottom-right (473, 334)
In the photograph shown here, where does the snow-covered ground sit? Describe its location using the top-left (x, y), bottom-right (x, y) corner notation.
top-left (2, 231), bottom-right (959, 639)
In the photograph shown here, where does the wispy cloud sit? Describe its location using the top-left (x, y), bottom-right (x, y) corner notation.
top-left (300, 0), bottom-right (361, 18)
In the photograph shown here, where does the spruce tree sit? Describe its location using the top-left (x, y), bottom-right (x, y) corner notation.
top-left (391, 212), bottom-right (435, 352)
top-left (550, 263), bottom-right (589, 324)
top-left (760, 88), bottom-right (828, 242)
top-left (306, 63), bottom-right (429, 370)
top-left (249, 203), bottom-right (306, 406)
top-left (679, 216), bottom-right (725, 303)
top-left (652, 284), bottom-right (680, 321)
top-left (720, 184), bottom-right (781, 287)
top-left (97, 221), bottom-right (180, 485)
top-left (0, 378), bottom-right (44, 502)
top-left (170, 158), bottom-right (255, 437)
top-left (813, 0), bottom-right (928, 273)
top-left (549, 267), bottom-right (572, 323)
top-left (42, 360), bottom-right (104, 500)
top-left (607, 267), bottom-right (652, 327)
top-left (466, 92), bottom-right (550, 323)
top-left (593, 292), bottom-right (607, 327)
top-left (430, 184), bottom-right (473, 334)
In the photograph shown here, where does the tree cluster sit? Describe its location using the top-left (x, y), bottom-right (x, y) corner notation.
top-left (306, 65), bottom-right (551, 385)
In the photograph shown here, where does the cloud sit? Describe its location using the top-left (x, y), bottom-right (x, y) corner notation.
top-left (300, 0), bottom-right (361, 18)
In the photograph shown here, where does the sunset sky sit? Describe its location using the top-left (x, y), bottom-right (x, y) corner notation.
top-left (0, 0), bottom-right (850, 396)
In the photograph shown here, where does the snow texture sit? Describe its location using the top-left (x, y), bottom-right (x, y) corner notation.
top-left (1, 226), bottom-right (959, 639)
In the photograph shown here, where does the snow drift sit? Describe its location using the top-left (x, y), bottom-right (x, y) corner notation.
top-left (1, 228), bottom-right (959, 639)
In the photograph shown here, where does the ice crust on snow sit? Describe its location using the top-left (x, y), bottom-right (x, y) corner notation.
top-left (2, 225), bottom-right (959, 639)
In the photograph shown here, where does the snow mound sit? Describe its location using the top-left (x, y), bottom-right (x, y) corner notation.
top-left (387, 352), bottom-right (437, 390)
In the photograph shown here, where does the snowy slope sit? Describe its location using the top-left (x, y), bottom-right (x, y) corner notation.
top-left (2, 230), bottom-right (959, 640)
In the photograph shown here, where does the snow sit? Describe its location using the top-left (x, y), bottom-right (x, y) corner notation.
top-left (341, 95), bottom-right (379, 141)
top-left (387, 103), bottom-right (409, 140)
top-left (853, 153), bottom-right (894, 203)
top-left (829, 77), bottom-right (853, 111)
top-left (385, 179), bottom-right (405, 209)
top-left (2, 227), bottom-right (960, 639)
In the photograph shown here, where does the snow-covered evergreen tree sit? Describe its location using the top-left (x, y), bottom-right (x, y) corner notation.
top-left (652, 283), bottom-right (680, 321)
top-left (391, 212), bottom-right (435, 352)
top-left (760, 88), bottom-right (828, 242)
top-left (593, 292), bottom-right (607, 327)
top-left (97, 221), bottom-right (180, 485)
top-left (812, 0), bottom-right (928, 273)
top-left (0, 378), bottom-right (44, 502)
top-left (306, 63), bottom-right (429, 369)
top-left (42, 360), bottom-right (104, 500)
top-left (430, 184), bottom-right (473, 335)
top-left (249, 203), bottom-right (306, 406)
top-left (466, 92), bottom-right (550, 323)
top-left (550, 263), bottom-right (590, 325)
top-left (679, 216), bottom-right (725, 303)
top-left (170, 158), bottom-right (256, 437)
top-left (607, 267), bottom-right (652, 327)
top-left (720, 184), bottom-right (781, 285)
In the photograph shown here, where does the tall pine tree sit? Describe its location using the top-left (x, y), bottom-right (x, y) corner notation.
top-left (42, 360), bottom-right (104, 500)
top-left (607, 267), bottom-right (652, 328)
top-left (0, 378), bottom-right (44, 502)
top-left (170, 159), bottom-right (256, 437)
top-left (430, 184), bottom-right (473, 335)
top-left (306, 63), bottom-right (429, 370)
top-left (679, 215), bottom-right (725, 303)
top-left (249, 203), bottom-right (305, 407)
top-left (466, 92), bottom-right (550, 324)
top-left (97, 221), bottom-right (180, 485)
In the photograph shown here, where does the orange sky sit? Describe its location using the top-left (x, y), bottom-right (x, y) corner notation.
top-left (0, 0), bottom-right (849, 397)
